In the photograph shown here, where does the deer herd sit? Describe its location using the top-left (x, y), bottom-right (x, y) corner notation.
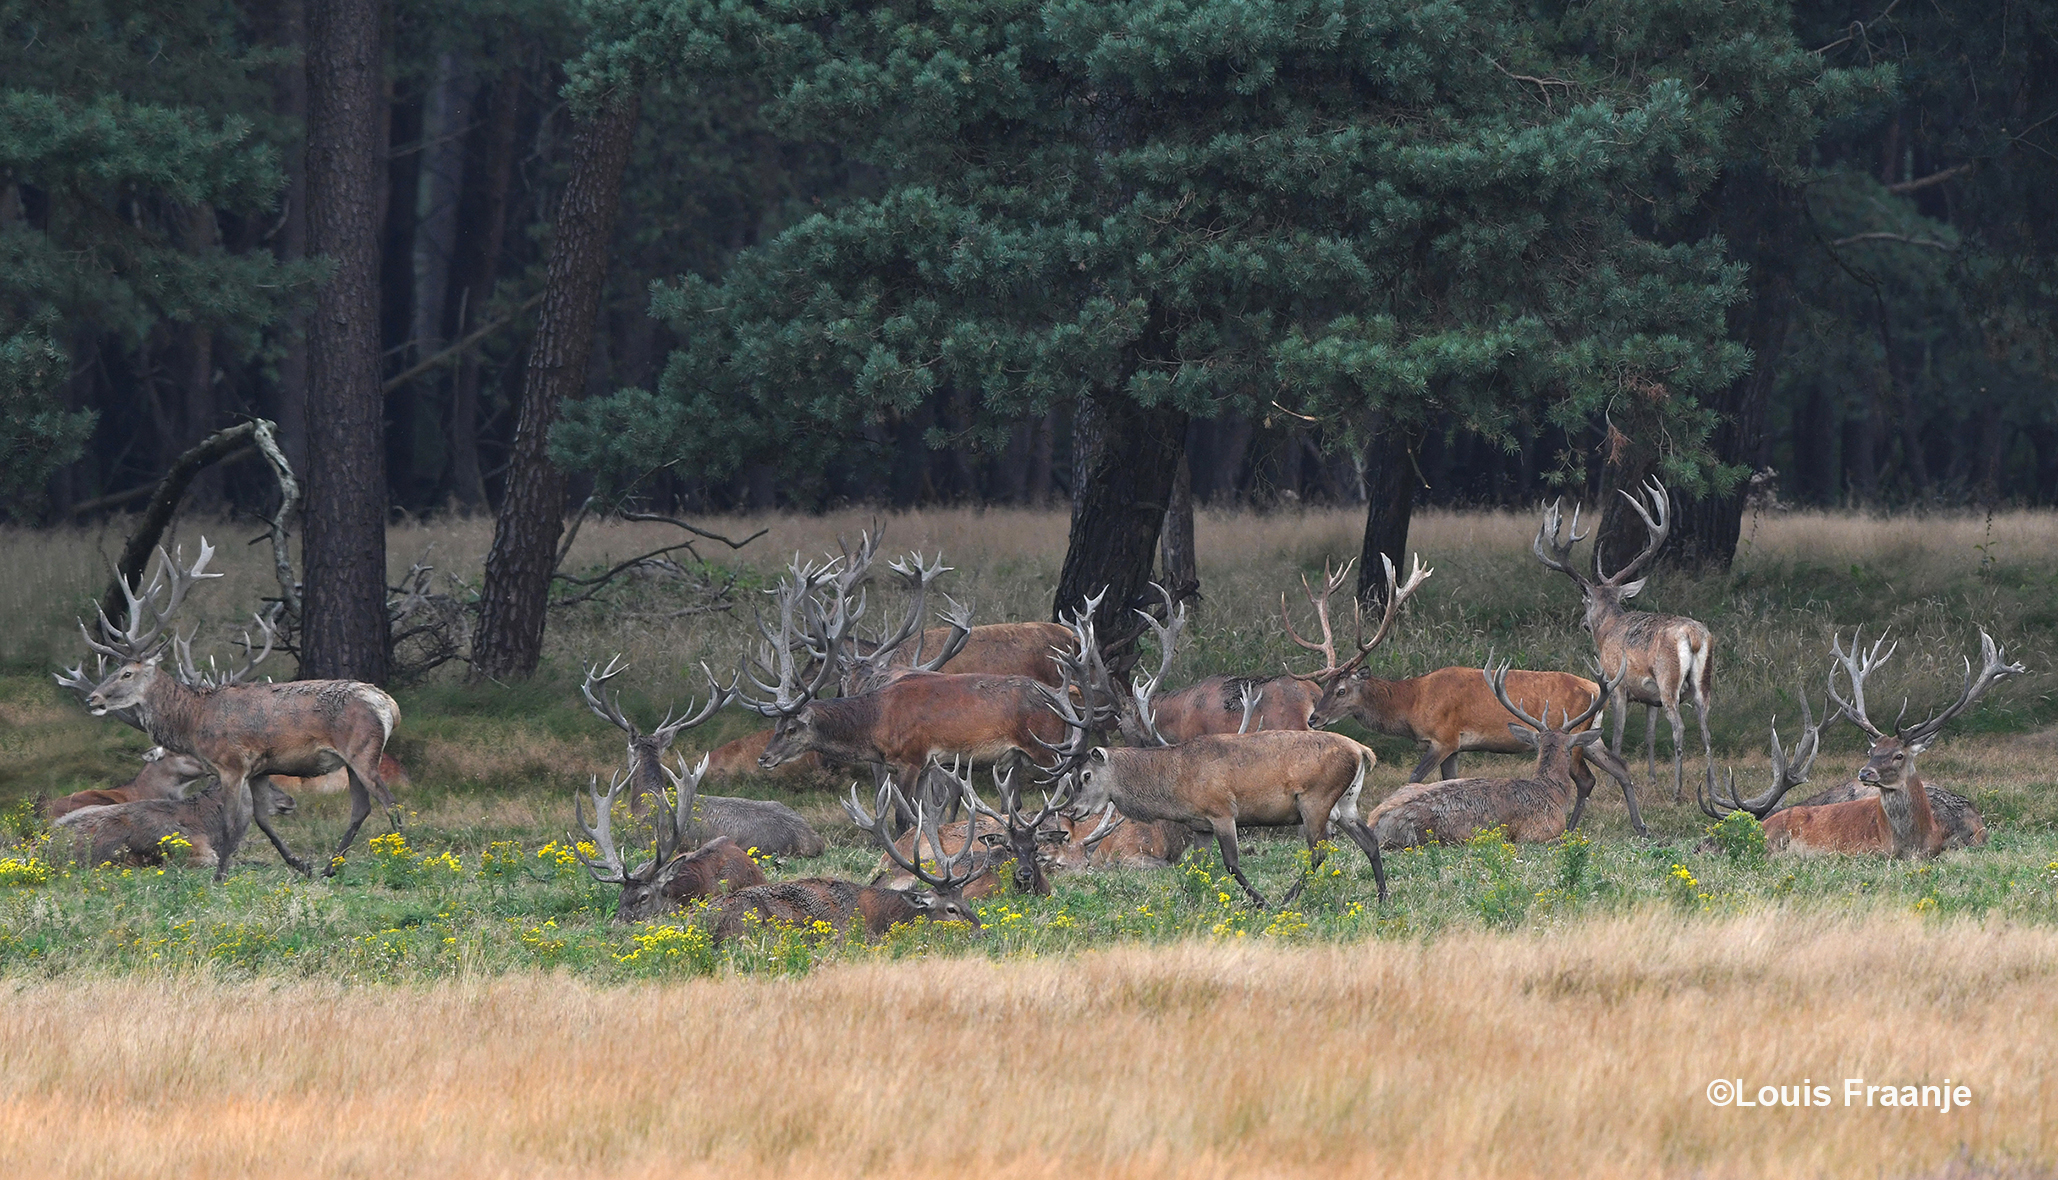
top-left (43, 479), bottom-right (2028, 942)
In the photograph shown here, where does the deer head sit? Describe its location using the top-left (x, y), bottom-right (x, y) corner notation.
top-left (844, 770), bottom-right (986, 931)
top-left (1829, 627), bottom-right (2024, 796)
top-left (1307, 553), bottom-right (1432, 725)
top-left (1531, 479), bottom-right (1672, 628)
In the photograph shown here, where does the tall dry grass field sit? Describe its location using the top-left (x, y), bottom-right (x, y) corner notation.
top-left (2, 912), bottom-right (2053, 1179)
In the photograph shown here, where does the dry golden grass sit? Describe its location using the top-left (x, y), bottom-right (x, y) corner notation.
top-left (3, 910), bottom-right (2054, 1178)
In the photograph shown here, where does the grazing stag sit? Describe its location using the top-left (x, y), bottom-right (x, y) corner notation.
top-left (57, 541), bottom-right (400, 880)
top-left (1705, 632), bottom-right (2019, 858)
top-left (582, 657), bottom-right (823, 856)
top-left (1055, 595), bottom-right (1389, 907)
top-left (1366, 660), bottom-right (1635, 848)
top-left (845, 621), bottom-right (1077, 689)
top-left (573, 765), bottom-right (766, 922)
top-left (707, 773), bottom-right (985, 943)
top-left (1532, 479), bottom-right (1714, 800)
top-left (698, 729), bottom-right (828, 781)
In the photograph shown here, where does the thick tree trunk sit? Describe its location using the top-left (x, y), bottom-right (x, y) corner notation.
top-left (470, 91), bottom-right (642, 682)
top-left (1159, 445), bottom-right (1197, 601)
top-left (301, 0), bottom-right (389, 684)
top-left (444, 67), bottom-right (523, 513)
top-left (1355, 412), bottom-right (1417, 608)
top-left (1665, 168), bottom-right (1800, 572)
top-left (1052, 389), bottom-right (1189, 654)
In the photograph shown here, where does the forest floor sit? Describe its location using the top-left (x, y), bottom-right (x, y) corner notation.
top-left (2, 506), bottom-right (2056, 1177)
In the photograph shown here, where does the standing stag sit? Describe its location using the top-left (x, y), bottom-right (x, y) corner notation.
top-left (1532, 479), bottom-right (1714, 800)
top-left (573, 764), bottom-right (766, 922)
top-left (1366, 659), bottom-right (1637, 848)
top-left (581, 657), bottom-right (823, 856)
top-left (56, 541), bottom-right (401, 880)
top-left (707, 773), bottom-right (986, 943)
top-left (1054, 595), bottom-right (1390, 907)
top-left (1702, 631), bottom-right (2020, 857)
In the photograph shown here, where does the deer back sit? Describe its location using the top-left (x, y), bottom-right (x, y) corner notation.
top-left (710, 878), bottom-right (866, 942)
top-left (1082, 731), bottom-right (1370, 829)
top-left (53, 788), bottom-right (234, 868)
top-left (1793, 780), bottom-right (1986, 850)
top-left (1762, 795), bottom-right (1898, 856)
top-left (690, 795), bottom-right (826, 857)
top-left (1149, 675), bottom-right (1319, 742)
top-left (1315, 667), bottom-right (1601, 753)
top-left (871, 622), bottom-right (1075, 685)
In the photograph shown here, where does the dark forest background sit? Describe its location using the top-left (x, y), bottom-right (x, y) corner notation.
top-left (6, 0), bottom-right (2056, 683)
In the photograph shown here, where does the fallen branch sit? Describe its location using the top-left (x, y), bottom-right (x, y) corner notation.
top-left (380, 293), bottom-right (543, 394)
top-left (1829, 232), bottom-right (1952, 250)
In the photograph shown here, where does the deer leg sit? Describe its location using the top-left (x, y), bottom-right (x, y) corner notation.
top-left (1645, 704), bottom-right (1659, 792)
top-left (211, 773), bottom-right (256, 884)
top-left (324, 772), bottom-right (376, 876)
top-left (1212, 819), bottom-right (1268, 908)
top-left (1609, 688), bottom-right (1628, 760)
top-left (246, 775), bottom-right (311, 876)
top-left (1408, 746), bottom-right (1444, 783)
top-left (1337, 820), bottom-right (1390, 904)
top-left (1280, 815), bottom-right (1332, 906)
top-left (1566, 750), bottom-right (1595, 831)
top-left (1666, 702), bottom-right (1687, 803)
top-left (1439, 754), bottom-right (1460, 781)
top-left (1692, 683), bottom-right (1715, 803)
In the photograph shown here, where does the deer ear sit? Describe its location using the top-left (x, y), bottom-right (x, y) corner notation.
top-left (1617, 578), bottom-right (1646, 600)
top-left (143, 654), bottom-right (163, 668)
top-left (1570, 729), bottom-right (1606, 748)
top-left (1507, 724), bottom-right (1539, 747)
top-left (1906, 736), bottom-right (1933, 754)
top-left (1089, 747), bottom-right (1110, 764)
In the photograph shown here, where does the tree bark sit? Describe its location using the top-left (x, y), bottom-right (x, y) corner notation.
top-left (444, 67), bottom-right (523, 513)
top-left (469, 90), bottom-right (642, 682)
top-left (1158, 444), bottom-right (1197, 602)
top-left (1052, 389), bottom-right (1189, 656)
top-left (301, 0), bottom-right (389, 684)
top-left (1355, 412), bottom-right (1418, 608)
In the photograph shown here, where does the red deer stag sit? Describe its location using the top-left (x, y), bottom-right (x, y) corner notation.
top-left (1366, 659), bottom-right (1636, 848)
top-left (46, 749), bottom-right (298, 821)
top-left (54, 774), bottom-right (300, 870)
top-left (572, 764), bottom-right (766, 922)
top-left (1532, 479), bottom-right (1714, 800)
top-left (1055, 595), bottom-right (1390, 907)
top-left (57, 541), bottom-right (401, 881)
top-left (1703, 631), bottom-right (2019, 857)
top-left (706, 773), bottom-right (985, 943)
top-left (580, 657), bottom-right (824, 857)
top-left (744, 556), bottom-right (1063, 818)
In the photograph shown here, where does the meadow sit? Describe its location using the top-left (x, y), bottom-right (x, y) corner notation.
top-left (2, 506), bottom-right (2056, 1177)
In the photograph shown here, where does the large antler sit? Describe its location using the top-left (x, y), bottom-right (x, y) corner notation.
top-left (572, 770), bottom-right (641, 886)
top-left (738, 555), bottom-right (848, 717)
top-left (582, 655), bottom-right (731, 746)
top-left (173, 602), bottom-right (283, 689)
top-left (845, 769), bottom-right (984, 895)
top-left (1483, 654), bottom-right (1616, 734)
top-left (1332, 553), bottom-right (1432, 678)
top-left (656, 754), bottom-right (711, 865)
top-left (1595, 478), bottom-right (1671, 587)
top-left (1125, 583), bottom-right (1188, 747)
top-left (1531, 499), bottom-right (1590, 584)
top-left (840, 552), bottom-right (973, 691)
top-left (1700, 695), bottom-right (1827, 821)
top-left (948, 759), bottom-right (1070, 896)
top-left (1826, 629), bottom-right (1898, 741)
top-left (1280, 558), bottom-right (1357, 676)
top-left (1038, 592), bottom-right (1116, 781)
top-left (80, 539), bottom-right (222, 663)
top-left (1898, 629), bottom-right (2026, 751)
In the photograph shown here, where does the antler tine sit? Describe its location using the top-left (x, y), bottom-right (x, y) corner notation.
top-left (846, 769), bottom-right (982, 892)
top-left (572, 771), bottom-right (637, 886)
top-left (1482, 654), bottom-right (1549, 732)
top-left (1596, 478), bottom-right (1671, 586)
top-left (649, 665), bottom-right (734, 746)
top-left (1280, 556), bottom-right (1358, 675)
top-left (1077, 802), bottom-right (1126, 852)
top-left (1567, 656), bottom-right (1626, 731)
top-left (1900, 628), bottom-right (2026, 748)
top-left (580, 655), bottom-right (637, 734)
top-left (848, 551), bottom-right (955, 681)
top-left (1530, 499), bottom-right (1590, 582)
top-left (1235, 686), bottom-right (1264, 734)
top-left (1127, 582), bottom-right (1186, 747)
top-left (906, 593), bottom-right (974, 674)
top-left (1827, 629), bottom-right (1895, 741)
top-left (1701, 694), bottom-right (1825, 821)
top-left (1335, 553), bottom-right (1432, 677)
top-left (658, 753), bottom-right (709, 865)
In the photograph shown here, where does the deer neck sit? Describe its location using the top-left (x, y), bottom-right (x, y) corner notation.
top-left (1531, 742), bottom-right (1577, 803)
top-left (137, 676), bottom-right (207, 755)
top-left (809, 695), bottom-right (886, 762)
top-left (1350, 676), bottom-right (1419, 738)
top-left (1878, 767), bottom-right (1939, 858)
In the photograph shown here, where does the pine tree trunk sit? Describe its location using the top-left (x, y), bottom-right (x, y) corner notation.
top-left (470, 91), bottom-right (641, 682)
top-left (445, 67), bottom-right (522, 513)
top-left (1159, 445), bottom-right (1197, 601)
top-left (1355, 412), bottom-right (1417, 608)
top-left (1053, 389), bottom-right (1189, 653)
top-left (301, 0), bottom-right (389, 684)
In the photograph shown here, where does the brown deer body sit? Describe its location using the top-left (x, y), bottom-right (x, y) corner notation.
top-left (699, 729), bottom-right (827, 779)
top-left (48, 752), bottom-right (300, 821)
top-left (265, 752), bottom-right (412, 797)
top-left (853, 621), bottom-right (1076, 687)
top-left (574, 759), bottom-right (770, 922)
top-left (55, 778), bottom-right (297, 869)
top-left (83, 667), bottom-right (398, 881)
top-left (1366, 662), bottom-right (1633, 848)
top-left (757, 671), bottom-right (1067, 792)
top-left (1701, 631), bottom-right (2019, 859)
top-left (1148, 675), bottom-right (1323, 741)
top-left (1789, 781), bottom-right (1987, 849)
top-left (1533, 481), bottom-right (1714, 800)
